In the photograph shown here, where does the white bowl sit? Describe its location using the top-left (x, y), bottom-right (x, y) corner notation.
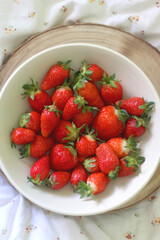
top-left (0, 43), bottom-right (160, 216)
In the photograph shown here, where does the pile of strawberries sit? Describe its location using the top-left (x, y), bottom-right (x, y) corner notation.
top-left (11, 60), bottom-right (154, 199)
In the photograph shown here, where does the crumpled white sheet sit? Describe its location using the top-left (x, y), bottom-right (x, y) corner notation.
top-left (1, 0), bottom-right (160, 239)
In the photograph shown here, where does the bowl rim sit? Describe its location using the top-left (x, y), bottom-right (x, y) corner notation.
top-left (0, 42), bottom-right (160, 216)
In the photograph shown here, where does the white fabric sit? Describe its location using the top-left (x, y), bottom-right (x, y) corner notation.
top-left (1, 0), bottom-right (160, 239)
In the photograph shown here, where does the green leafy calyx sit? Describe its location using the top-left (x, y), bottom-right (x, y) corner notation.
top-left (19, 143), bottom-right (31, 158)
top-left (19, 112), bottom-right (30, 127)
top-left (101, 73), bottom-right (120, 88)
top-left (21, 78), bottom-right (39, 100)
top-left (73, 180), bottom-right (95, 199)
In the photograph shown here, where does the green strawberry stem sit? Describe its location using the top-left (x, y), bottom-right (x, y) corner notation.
top-left (72, 73), bottom-right (88, 95)
top-left (62, 122), bottom-right (85, 142)
top-left (73, 180), bottom-right (95, 199)
top-left (19, 143), bottom-right (31, 158)
top-left (73, 95), bottom-right (88, 113)
top-left (44, 104), bottom-right (62, 116)
top-left (57, 60), bottom-right (72, 70)
top-left (125, 135), bottom-right (140, 154)
top-left (83, 105), bottom-right (99, 113)
top-left (133, 115), bottom-right (149, 129)
top-left (21, 78), bottom-right (39, 100)
top-left (45, 174), bottom-right (58, 188)
top-left (27, 174), bottom-right (47, 186)
top-left (63, 145), bottom-right (77, 159)
top-left (84, 126), bottom-right (102, 142)
top-left (19, 112), bottom-right (30, 127)
top-left (139, 99), bottom-right (155, 116)
top-left (10, 128), bottom-right (16, 148)
top-left (70, 70), bottom-right (81, 88)
top-left (83, 158), bottom-right (96, 171)
top-left (115, 104), bottom-right (130, 127)
top-left (100, 73), bottom-right (121, 88)
top-left (86, 126), bottom-right (96, 138)
top-left (108, 166), bottom-right (121, 180)
top-left (80, 60), bottom-right (93, 80)
top-left (123, 153), bottom-right (145, 173)
top-left (11, 140), bottom-right (16, 149)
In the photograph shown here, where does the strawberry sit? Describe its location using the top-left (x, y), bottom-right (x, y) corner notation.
top-left (19, 134), bottom-right (55, 159)
top-left (83, 157), bottom-right (100, 173)
top-left (22, 78), bottom-right (52, 112)
top-left (19, 111), bottom-right (41, 133)
top-left (27, 155), bottom-right (50, 185)
top-left (116, 97), bottom-right (154, 117)
top-left (106, 135), bottom-right (139, 159)
top-left (47, 171), bottom-right (71, 190)
top-left (51, 84), bottom-right (74, 111)
top-left (72, 106), bottom-right (94, 133)
top-left (80, 60), bottom-right (106, 82)
top-left (62, 95), bottom-right (87, 120)
top-left (70, 163), bottom-right (88, 186)
top-left (118, 154), bottom-right (145, 177)
top-left (50, 144), bottom-right (78, 171)
top-left (100, 73), bottom-right (123, 105)
top-left (53, 120), bottom-right (82, 144)
top-left (41, 60), bottom-right (71, 91)
top-left (96, 143), bottom-right (120, 179)
top-left (73, 73), bottom-right (104, 109)
top-left (92, 105), bottom-right (129, 140)
top-left (11, 127), bottom-right (35, 145)
top-left (123, 116), bottom-right (147, 139)
top-left (41, 104), bottom-right (61, 137)
top-left (77, 154), bottom-right (86, 163)
top-left (74, 172), bottom-right (110, 198)
top-left (76, 128), bottom-right (99, 157)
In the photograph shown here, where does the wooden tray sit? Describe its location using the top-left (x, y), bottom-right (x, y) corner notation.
top-left (0, 23), bottom-right (160, 213)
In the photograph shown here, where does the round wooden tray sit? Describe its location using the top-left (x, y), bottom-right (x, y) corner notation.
top-left (0, 23), bottom-right (160, 213)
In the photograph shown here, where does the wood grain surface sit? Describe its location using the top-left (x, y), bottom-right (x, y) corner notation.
top-left (0, 23), bottom-right (160, 213)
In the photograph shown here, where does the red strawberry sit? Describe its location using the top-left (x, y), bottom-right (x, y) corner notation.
top-left (19, 134), bottom-right (55, 159)
top-left (50, 144), bottom-right (78, 171)
top-left (100, 73), bottom-right (123, 105)
top-left (27, 155), bottom-right (50, 185)
top-left (53, 120), bottom-right (81, 144)
top-left (80, 60), bottom-right (106, 82)
top-left (41, 60), bottom-right (71, 91)
top-left (118, 158), bottom-right (135, 177)
top-left (47, 171), bottom-right (71, 190)
top-left (62, 96), bottom-right (87, 120)
top-left (72, 106), bottom-right (94, 133)
top-left (77, 154), bottom-right (86, 163)
top-left (83, 157), bottom-right (100, 173)
top-left (118, 154), bottom-right (145, 177)
top-left (41, 104), bottom-right (61, 137)
top-left (22, 79), bottom-right (52, 112)
top-left (11, 127), bottom-right (35, 145)
top-left (74, 79), bottom-right (104, 109)
top-left (70, 163), bottom-right (88, 186)
top-left (51, 84), bottom-right (74, 111)
top-left (76, 128), bottom-right (99, 157)
top-left (123, 116), bottom-right (147, 139)
top-left (92, 105), bottom-right (129, 140)
top-left (74, 172), bottom-right (110, 198)
top-left (19, 111), bottom-right (41, 133)
top-left (116, 97), bottom-right (154, 117)
top-left (106, 135), bottom-right (139, 159)
top-left (96, 143), bottom-right (120, 179)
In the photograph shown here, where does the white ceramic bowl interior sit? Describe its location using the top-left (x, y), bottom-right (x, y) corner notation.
top-left (0, 43), bottom-right (160, 216)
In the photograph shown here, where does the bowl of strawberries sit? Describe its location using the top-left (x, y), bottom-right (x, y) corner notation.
top-left (0, 43), bottom-right (160, 216)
